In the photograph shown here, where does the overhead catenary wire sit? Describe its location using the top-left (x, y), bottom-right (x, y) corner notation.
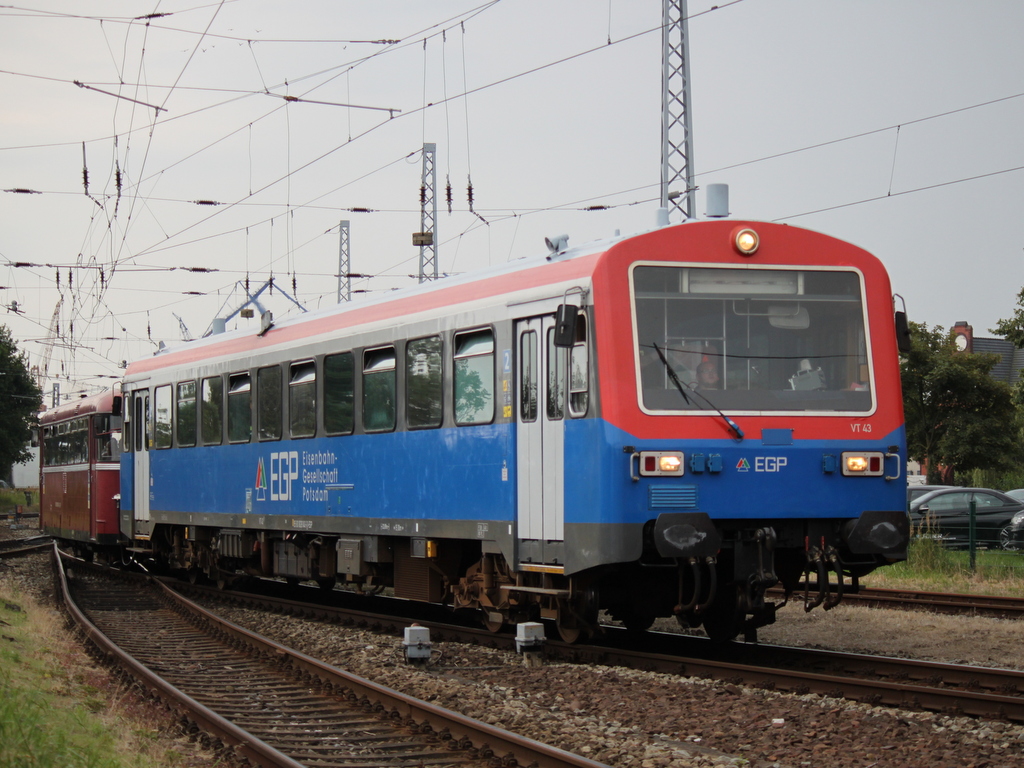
top-left (3, 0), bottom-right (1019, 393)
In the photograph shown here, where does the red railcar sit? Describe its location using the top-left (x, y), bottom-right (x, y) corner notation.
top-left (39, 388), bottom-right (122, 557)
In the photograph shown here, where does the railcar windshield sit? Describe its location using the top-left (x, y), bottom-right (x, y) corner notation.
top-left (633, 265), bottom-right (873, 413)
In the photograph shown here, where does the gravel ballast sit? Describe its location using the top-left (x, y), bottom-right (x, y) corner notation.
top-left (4, 523), bottom-right (1024, 768)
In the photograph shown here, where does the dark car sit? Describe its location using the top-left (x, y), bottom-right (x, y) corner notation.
top-left (907, 484), bottom-right (955, 506)
top-left (909, 488), bottom-right (1024, 550)
top-left (1009, 509), bottom-right (1024, 550)
top-left (1005, 489), bottom-right (1024, 503)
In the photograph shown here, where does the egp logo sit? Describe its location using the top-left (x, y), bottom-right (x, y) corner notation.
top-left (755, 456), bottom-right (787, 472)
top-left (270, 451), bottom-right (299, 500)
top-left (735, 456), bottom-right (788, 473)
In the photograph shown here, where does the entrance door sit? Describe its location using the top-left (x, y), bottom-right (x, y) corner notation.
top-left (516, 316), bottom-right (565, 563)
top-left (132, 387), bottom-right (151, 532)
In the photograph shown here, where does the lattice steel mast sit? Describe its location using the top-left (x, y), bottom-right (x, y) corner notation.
top-left (337, 220), bottom-right (351, 302)
top-left (417, 143), bottom-right (438, 282)
top-left (660, 0), bottom-right (696, 221)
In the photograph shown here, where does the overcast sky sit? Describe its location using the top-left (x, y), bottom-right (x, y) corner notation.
top-left (2, 0), bottom-right (1022, 397)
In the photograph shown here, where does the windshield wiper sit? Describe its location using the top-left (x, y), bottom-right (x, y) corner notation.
top-left (651, 342), bottom-right (744, 441)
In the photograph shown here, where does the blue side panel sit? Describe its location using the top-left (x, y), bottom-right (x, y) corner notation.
top-left (120, 454), bottom-right (134, 515)
top-left (562, 419), bottom-right (907, 526)
top-left (144, 424), bottom-right (515, 523)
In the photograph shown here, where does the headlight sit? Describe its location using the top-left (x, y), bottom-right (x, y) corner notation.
top-left (1011, 512), bottom-right (1024, 526)
top-left (841, 451), bottom-right (884, 476)
top-left (733, 227), bottom-right (760, 256)
top-left (639, 451), bottom-right (685, 477)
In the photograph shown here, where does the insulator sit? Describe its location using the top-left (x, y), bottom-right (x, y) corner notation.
top-left (292, 274), bottom-right (297, 294)
top-left (68, 269), bottom-right (73, 289)
top-left (56, 270), bottom-right (60, 288)
top-left (99, 268), bottom-right (104, 288)
top-left (82, 167), bottom-right (89, 192)
top-left (446, 178), bottom-right (453, 214)
top-left (466, 179), bottom-right (474, 213)
top-left (420, 185), bottom-right (426, 206)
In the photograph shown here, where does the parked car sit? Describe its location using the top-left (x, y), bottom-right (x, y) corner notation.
top-left (1004, 488), bottom-right (1024, 502)
top-left (907, 484), bottom-right (956, 506)
top-left (909, 488), bottom-right (1024, 550)
top-left (1008, 509), bottom-right (1024, 550)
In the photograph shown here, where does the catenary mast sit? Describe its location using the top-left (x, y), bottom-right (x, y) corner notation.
top-left (660, 0), bottom-right (696, 221)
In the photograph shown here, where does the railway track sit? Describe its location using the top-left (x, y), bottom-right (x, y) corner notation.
top-left (55, 549), bottom-right (611, 768)
top-left (0, 535), bottom-right (51, 558)
top-left (178, 576), bottom-right (1024, 723)
top-left (834, 584), bottom-right (1024, 619)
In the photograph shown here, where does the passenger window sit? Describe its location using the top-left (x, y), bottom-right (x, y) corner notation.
top-left (546, 329), bottom-right (565, 420)
top-left (257, 366), bottom-right (282, 441)
top-left (94, 414), bottom-right (120, 463)
top-left (154, 385), bottom-right (172, 449)
top-left (201, 376), bottom-right (223, 445)
top-left (363, 347), bottom-right (396, 432)
top-left (568, 313), bottom-right (589, 417)
top-left (454, 329), bottom-right (494, 426)
top-left (227, 373), bottom-right (252, 443)
top-left (324, 352), bottom-right (354, 435)
top-left (176, 381), bottom-right (197, 447)
top-left (407, 336), bottom-right (443, 429)
top-left (290, 361), bottom-right (316, 438)
top-left (520, 331), bottom-right (538, 423)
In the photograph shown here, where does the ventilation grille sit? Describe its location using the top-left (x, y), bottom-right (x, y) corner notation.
top-left (649, 485), bottom-right (698, 510)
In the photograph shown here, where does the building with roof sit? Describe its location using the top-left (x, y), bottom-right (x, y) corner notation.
top-left (951, 321), bottom-right (1024, 385)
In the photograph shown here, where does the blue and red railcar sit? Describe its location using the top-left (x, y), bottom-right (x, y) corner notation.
top-left (57, 215), bottom-right (910, 641)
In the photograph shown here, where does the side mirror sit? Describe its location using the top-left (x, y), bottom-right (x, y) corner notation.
top-left (895, 311), bottom-right (912, 354)
top-left (553, 304), bottom-right (578, 348)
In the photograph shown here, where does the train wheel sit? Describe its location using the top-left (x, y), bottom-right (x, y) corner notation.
top-left (700, 588), bottom-right (743, 642)
top-left (482, 614), bottom-right (505, 633)
top-left (555, 586), bottom-right (598, 643)
top-left (187, 568), bottom-right (202, 584)
top-left (317, 576), bottom-right (337, 591)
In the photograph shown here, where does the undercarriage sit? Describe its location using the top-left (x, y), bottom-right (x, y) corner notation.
top-left (138, 511), bottom-right (905, 644)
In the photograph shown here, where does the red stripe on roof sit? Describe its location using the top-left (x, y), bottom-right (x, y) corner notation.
top-left (128, 251), bottom-right (602, 375)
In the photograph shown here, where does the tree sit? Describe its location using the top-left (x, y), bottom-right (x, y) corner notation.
top-left (901, 322), bottom-right (1022, 484)
top-left (991, 286), bottom-right (1024, 348)
top-left (0, 325), bottom-right (42, 480)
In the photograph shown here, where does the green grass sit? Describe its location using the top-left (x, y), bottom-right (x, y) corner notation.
top-left (863, 536), bottom-right (1024, 596)
top-left (0, 589), bottom-right (211, 768)
top-left (0, 487), bottom-right (37, 515)
top-left (0, 599), bottom-right (123, 768)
